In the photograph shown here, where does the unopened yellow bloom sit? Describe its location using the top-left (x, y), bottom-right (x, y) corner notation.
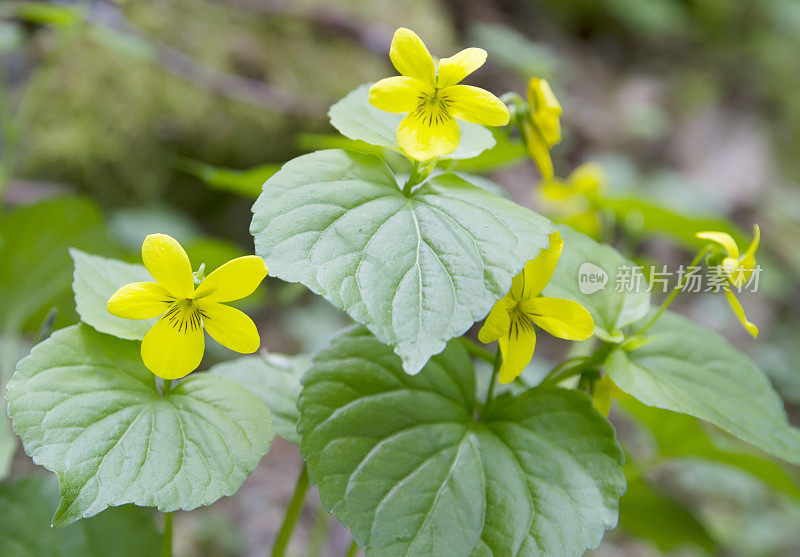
top-left (479, 231), bottom-right (594, 383)
top-left (369, 27), bottom-right (510, 161)
top-left (539, 163), bottom-right (605, 237)
top-left (520, 77), bottom-right (562, 180)
top-left (107, 234), bottom-right (268, 379)
top-left (696, 225), bottom-right (760, 338)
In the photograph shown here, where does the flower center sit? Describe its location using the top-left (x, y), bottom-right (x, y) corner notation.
top-left (508, 306), bottom-right (535, 339)
top-left (162, 299), bottom-right (205, 334)
top-left (413, 88), bottom-right (452, 127)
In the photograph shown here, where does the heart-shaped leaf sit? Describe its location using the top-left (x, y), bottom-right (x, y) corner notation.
top-left (607, 310), bottom-right (800, 465)
top-left (71, 248), bottom-right (156, 340)
top-left (298, 327), bottom-right (625, 556)
top-left (6, 324), bottom-right (273, 526)
top-left (251, 149), bottom-right (552, 373)
top-left (209, 353), bottom-right (309, 444)
top-left (329, 85), bottom-right (496, 160)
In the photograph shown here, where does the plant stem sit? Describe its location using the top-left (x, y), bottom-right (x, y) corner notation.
top-left (161, 512), bottom-right (173, 557)
top-left (540, 343), bottom-right (616, 388)
top-left (271, 464), bottom-right (310, 557)
top-left (162, 379), bottom-right (173, 396)
top-left (403, 160), bottom-right (421, 196)
top-left (484, 347), bottom-right (502, 410)
top-left (344, 538), bottom-right (360, 557)
top-left (638, 248), bottom-right (709, 335)
top-left (459, 338), bottom-right (495, 364)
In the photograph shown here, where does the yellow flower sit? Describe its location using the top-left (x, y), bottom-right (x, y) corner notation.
top-left (695, 225), bottom-right (760, 338)
top-left (478, 231), bottom-right (595, 383)
top-left (369, 27), bottom-right (510, 161)
top-left (539, 163), bottom-right (605, 237)
top-left (520, 77), bottom-right (562, 180)
top-left (107, 234), bottom-right (268, 379)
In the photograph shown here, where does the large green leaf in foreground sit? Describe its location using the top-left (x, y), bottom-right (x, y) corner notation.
top-left (251, 149), bottom-right (552, 373)
top-left (607, 310), bottom-right (800, 465)
top-left (329, 85), bottom-right (496, 160)
top-left (543, 225), bottom-right (650, 342)
top-left (298, 327), bottom-right (625, 556)
top-left (6, 324), bottom-right (273, 526)
top-left (0, 476), bottom-right (160, 556)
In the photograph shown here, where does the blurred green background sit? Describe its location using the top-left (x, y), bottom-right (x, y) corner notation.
top-left (2, 0), bottom-right (800, 555)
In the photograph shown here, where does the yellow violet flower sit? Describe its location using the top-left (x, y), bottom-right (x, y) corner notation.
top-left (107, 233), bottom-right (268, 379)
top-left (520, 77), bottom-right (562, 180)
top-left (478, 231), bottom-right (594, 383)
top-left (696, 225), bottom-right (760, 338)
top-left (369, 27), bottom-right (510, 161)
top-left (539, 163), bottom-right (606, 238)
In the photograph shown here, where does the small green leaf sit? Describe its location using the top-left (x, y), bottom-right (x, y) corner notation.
top-left (0, 476), bottom-right (161, 556)
top-left (329, 85), bottom-right (496, 160)
top-left (298, 327), bottom-right (625, 556)
top-left (6, 324), bottom-right (273, 526)
top-left (618, 476), bottom-right (715, 552)
top-left (607, 310), bottom-right (800, 465)
top-left (251, 149), bottom-right (552, 373)
top-left (543, 225), bottom-right (650, 341)
top-left (71, 248), bottom-right (156, 340)
top-left (174, 157), bottom-right (281, 198)
top-left (209, 353), bottom-right (309, 444)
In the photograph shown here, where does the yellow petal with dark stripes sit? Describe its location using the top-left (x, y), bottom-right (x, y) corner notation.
top-left (141, 308), bottom-right (205, 379)
top-left (107, 282), bottom-right (171, 319)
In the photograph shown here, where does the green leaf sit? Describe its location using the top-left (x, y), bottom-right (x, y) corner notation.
top-left (619, 396), bottom-right (800, 501)
top-left (251, 149), bottom-right (552, 373)
top-left (618, 475), bottom-right (715, 552)
top-left (209, 353), bottom-right (309, 444)
top-left (329, 85), bottom-right (496, 160)
top-left (451, 129), bottom-right (527, 174)
top-left (174, 157), bottom-right (281, 198)
top-left (6, 324), bottom-right (273, 526)
top-left (0, 476), bottom-right (161, 556)
top-left (298, 327), bottom-right (625, 556)
top-left (543, 225), bottom-right (650, 342)
top-left (607, 310), bottom-right (800, 465)
top-left (0, 197), bottom-right (120, 332)
top-left (71, 249), bottom-right (156, 340)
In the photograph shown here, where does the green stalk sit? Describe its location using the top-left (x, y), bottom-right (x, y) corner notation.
top-left (483, 347), bottom-right (502, 410)
top-left (344, 538), bottom-right (360, 557)
top-left (637, 247), bottom-right (709, 335)
top-left (540, 342), bottom-right (616, 388)
top-left (458, 338), bottom-right (495, 364)
top-left (271, 464), bottom-right (310, 557)
top-left (161, 512), bottom-right (173, 557)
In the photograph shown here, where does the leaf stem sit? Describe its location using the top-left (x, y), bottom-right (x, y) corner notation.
top-left (540, 343), bottom-right (616, 388)
top-left (637, 247), bottom-right (709, 335)
top-left (271, 463), bottom-right (310, 557)
top-left (344, 538), bottom-right (360, 557)
top-left (402, 158), bottom-right (436, 196)
top-left (161, 512), bottom-right (173, 557)
top-left (162, 379), bottom-right (173, 396)
top-left (484, 347), bottom-right (502, 410)
top-left (459, 338), bottom-right (495, 364)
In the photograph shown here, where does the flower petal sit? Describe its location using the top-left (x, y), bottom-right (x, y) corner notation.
top-left (437, 47), bottom-right (487, 88)
top-left (696, 231), bottom-right (739, 259)
top-left (390, 28), bottom-right (435, 84)
top-left (107, 282), bottom-right (172, 319)
top-left (141, 312), bottom-right (205, 379)
top-left (194, 255), bottom-right (268, 303)
top-left (528, 78), bottom-right (562, 145)
top-left (200, 302), bottom-right (260, 353)
top-left (724, 288), bottom-right (758, 338)
top-left (510, 230), bottom-right (564, 300)
top-left (478, 297), bottom-right (515, 343)
top-left (444, 85), bottom-right (510, 127)
top-left (522, 120), bottom-right (555, 180)
top-left (141, 233), bottom-right (195, 299)
top-left (525, 296), bottom-right (595, 340)
top-left (397, 110), bottom-right (460, 161)
top-left (497, 315), bottom-right (536, 384)
top-left (369, 76), bottom-right (431, 113)
top-left (740, 223), bottom-right (760, 268)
